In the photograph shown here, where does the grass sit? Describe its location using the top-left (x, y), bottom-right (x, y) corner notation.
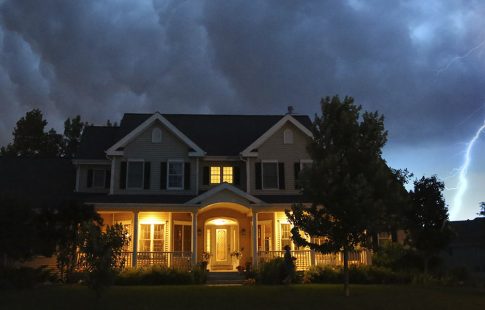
top-left (1, 284), bottom-right (484, 310)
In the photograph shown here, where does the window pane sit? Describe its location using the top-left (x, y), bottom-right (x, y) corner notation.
top-left (153, 240), bottom-right (163, 252)
top-left (168, 162), bottom-right (183, 188)
top-left (210, 166), bottom-right (221, 184)
top-left (127, 162), bottom-right (143, 188)
top-left (154, 224), bottom-right (164, 239)
top-left (93, 169), bottom-right (105, 187)
top-left (222, 167), bottom-right (233, 183)
top-left (262, 162), bottom-right (278, 189)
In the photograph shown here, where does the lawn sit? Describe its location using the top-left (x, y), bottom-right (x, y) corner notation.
top-left (1, 284), bottom-right (484, 310)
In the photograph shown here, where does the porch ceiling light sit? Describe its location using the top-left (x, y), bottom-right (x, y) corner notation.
top-left (207, 218), bottom-right (237, 226)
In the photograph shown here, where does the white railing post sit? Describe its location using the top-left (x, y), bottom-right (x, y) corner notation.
top-left (310, 249), bottom-right (316, 268)
top-left (191, 210), bottom-right (198, 267)
top-left (132, 211), bottom-right (139, 267)
top-left (252, 209), bottom-right (258, 268)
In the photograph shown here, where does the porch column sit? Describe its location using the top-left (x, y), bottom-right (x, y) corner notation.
top-left (191, 210), bottom-right (198, 266)
top-left (310, 249), bottom-right (316, 267)
top-left (252, 209), bottom-right (258, 268)
top-left (132, 211), bottom-right (139, 267)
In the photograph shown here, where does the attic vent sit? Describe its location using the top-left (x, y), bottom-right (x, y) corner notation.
top-left (284, 129), bottom-right (293, 144)
top-left (152, 127), bottom-right (162, 143)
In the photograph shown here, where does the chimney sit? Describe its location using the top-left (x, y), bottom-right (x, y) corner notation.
top-left (287, 106), bottom-right (294, 114)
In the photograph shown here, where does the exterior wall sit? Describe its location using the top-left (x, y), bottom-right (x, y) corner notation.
top-left (249, 122), bottom-right (312, 195)
top-left (199, 160), bottom-right (247, 192)
top-left (77, 164), bottom-right (111, 193)
top-left (113, 121), bottom-right (197, 195)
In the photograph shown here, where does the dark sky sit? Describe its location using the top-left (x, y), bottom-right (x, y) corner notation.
top-left (0, 0), bottom-right (484, 219)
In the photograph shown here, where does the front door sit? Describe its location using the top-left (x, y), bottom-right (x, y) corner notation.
top-left (213, 226), bottom-right (231, 266)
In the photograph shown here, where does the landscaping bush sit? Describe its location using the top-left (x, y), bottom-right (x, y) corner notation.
top-left (115, 266), bottom-right (206, 285)
top-left (257, 257), bottom-right (296, 284)
top-left (304, 265), bottom-right (411, 284)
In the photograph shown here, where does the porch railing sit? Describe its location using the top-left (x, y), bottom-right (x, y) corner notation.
top-left (258, 249), bottom-right (371, 270)
top-left (258, 250), bottom-right (311, 271)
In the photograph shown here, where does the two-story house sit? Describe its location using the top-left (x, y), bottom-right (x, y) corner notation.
top-left (74, 112), bottom-right (370, 271)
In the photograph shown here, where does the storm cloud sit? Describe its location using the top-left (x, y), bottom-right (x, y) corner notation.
top-left (0, 0), bottom-right (484, 218)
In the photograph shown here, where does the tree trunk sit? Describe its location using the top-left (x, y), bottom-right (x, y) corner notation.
top-left (343, 248), bottom-right (350, 297)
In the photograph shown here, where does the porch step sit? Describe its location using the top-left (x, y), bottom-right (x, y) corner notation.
top-left (206, 272), bottom-right (245, 285)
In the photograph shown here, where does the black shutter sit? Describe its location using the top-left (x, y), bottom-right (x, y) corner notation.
top-left (203, 166), bottom-right (209, 185)
top-left (255, 163), bottom-right (262, 190)
top-left (87, 169), bottom-right (93, 188)
top-left (233, 166), bottom-right (240, 186)
top-left (144, 162), bottom-right (151, 189)
top-left (120, 162), bottom-right (127, 189)
top-left (391, 231), bottom-right (398, 243)
top-left (105, 169), bottom-right (111, 189)
top-left (184, 162), bottom-right (191, 190)
top-left (278, 163), bottom-right (285, 190)
top-left (160, 162), bottom-right (167, 190)
top-left (294, 163), bottom-right (300, 189)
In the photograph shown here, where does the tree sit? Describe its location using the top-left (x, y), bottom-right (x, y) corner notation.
top-left (43, 200), bottom-right (102, 282)
top-left (479, 202), bottom-right (485, 217)
top-left (0, 195), bottom-right (37, 268)
top-left (63, 115), bottom-right (86, 158)
top-left (0, 109), bottom-right (63, 157)
top-left (406, 176), bottom-right (452, 274)
top-left (286, 96), bottom-right (409, 296)
top-left (78, 222), bottom-right (129, 297)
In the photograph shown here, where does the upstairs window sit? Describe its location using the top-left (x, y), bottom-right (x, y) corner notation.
top-left (210, 167), bottom-right (221, 184)
top-left (151, 128), bottom-right (162, 143)
top-left (127, 161), bottom-right (144, 189)
top-left (262, 161), bottom-right (278, 189)
top-left (168, 161), bottom-right (184, 189)
top-left (209, 166), bottom-right (233, 184)
top-left (92, 169), bottom-right (106, 188)
top-left (283, 129), bottom-right (293, 144)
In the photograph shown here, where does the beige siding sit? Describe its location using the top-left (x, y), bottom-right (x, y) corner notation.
top-left (113, 122), bottom-right (196, 195)
top-left (250, 122), bottom-right (312, 195)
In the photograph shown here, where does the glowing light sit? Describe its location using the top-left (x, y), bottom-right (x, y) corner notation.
top-left (206, 218), bottom-right (237, 226)
top-left (451, 120), bottom-right (485, 219)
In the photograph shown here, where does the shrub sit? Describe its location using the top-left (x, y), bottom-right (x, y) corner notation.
top-left (0, 266), bottom-right (56, 289)
top-left (304, 265), bottom-right (411, 284)
top-left (115, 266), bottom-right (204, 285)
top-left (258, 257), bottom-right (296, 285)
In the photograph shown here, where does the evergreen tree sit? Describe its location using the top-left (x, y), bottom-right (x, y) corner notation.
top-left (286, 96), bottom-right (409, 296)
top-left (406, 176), bottom-right (452, 274)
top-left (63, 115), bottom-right (85, 158)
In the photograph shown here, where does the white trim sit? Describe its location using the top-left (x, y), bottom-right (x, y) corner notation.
top-left (246, 158), bottom-right (250, 194)
top-left (126, 159), bottom-right (145, 190)
top-left (106, 113), bottom-right (205, 156)
top-left (167, 159), bottom-right (184, 190)
top-left (73, 159), bottom-right (111, 165)
top-left (261, 160), bottom-right (279, 190)
top-left (109, 159), bottom-right (115, 194)
top-left (186, 183), bottom-right (263, 204)
top-left (75, 166), bottom-right (80, 192)
top-left (241, 114), bottom-right (313, 156)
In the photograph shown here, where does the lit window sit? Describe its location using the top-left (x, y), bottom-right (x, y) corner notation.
top-left (210, 167), bottom-right (221, 184)
top-left (139, 223), bottom-right (165, 252)
top-left (281, 223), bottom-right (291, 249)
top-left (92, 169), bottom-right (106, 188)
top-left (378, 232), bottom-right (392, 246)
top-left (168, 161), bottom-right (184, 189)
top-left (222, 167), bottom-right (233, 183)
top-left (127, 161), bottom-right (144, 189)
top-left (151, 128), bottom-right (162, 143)
top-left (262, 162), bottom-right (278, 189)
top-left (283, 129), bottom-right (293, 144)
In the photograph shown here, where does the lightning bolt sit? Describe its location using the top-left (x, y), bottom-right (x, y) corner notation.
top-left (451, 120), bottom-right (485, 219)
top-left (436, 39), bottom-right (485, 76)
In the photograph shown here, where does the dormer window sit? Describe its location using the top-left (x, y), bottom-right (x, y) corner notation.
top-left (283, 129), bottom-right (293, 144)
top-left (151, 128), bottom-right (162, 143)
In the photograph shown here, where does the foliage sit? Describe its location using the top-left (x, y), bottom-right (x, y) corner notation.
top-left (0, 109), bottom-right (86, 158)
top-left (78, 222), bottom-right (129, 296)
top-left (257, 257), bottom-right (297, 285)
top-left (304, 265), bottom-right (411, 284)
top-left (286, 95), bottom-right (410, 295)
top-left (115, 266), bottom-right (203, 285)
top-left (63, 115), bottom-right (86, 158)
top-left (372, 243), bottom-right (422, 272)
top-left (0, 266), bottom-right (56, 289)
top-left (479, 202), bottom-right (485, 217)
top-left (0, 195), bottom-right (38, 267)
top-left (39, 200), bottom-right (102, 282)
top-left (405, 176), bottom-right (453, 274)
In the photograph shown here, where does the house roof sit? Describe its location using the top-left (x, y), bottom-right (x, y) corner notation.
top-left (77, 113), bottom-right (312, 159)
top-left (449, 218), bottom-right (485, 247)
